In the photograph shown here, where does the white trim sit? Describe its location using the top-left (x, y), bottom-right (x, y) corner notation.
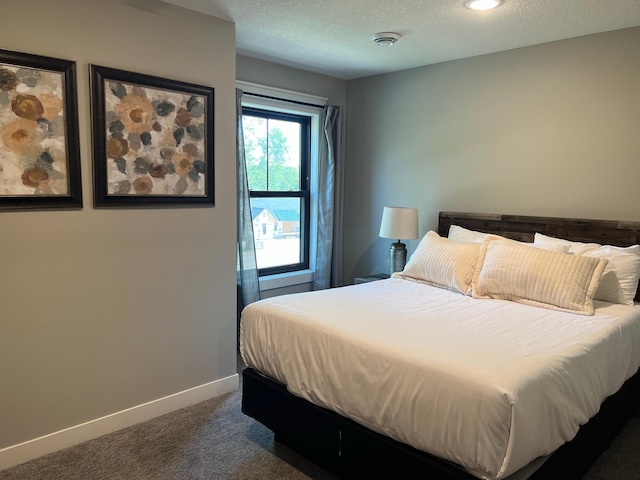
top-left (236, 80), bottom-right (327, 106)
top-left (259, 269), bottom-right (315, 291)
top-left (0, 374), bottom-right (239, 471)
top-left (241, 94), bottom-right (323, 117)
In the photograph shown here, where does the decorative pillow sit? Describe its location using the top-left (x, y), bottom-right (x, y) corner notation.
top-left (534, 233), bottom-right (640, 305)
top-left (531, 243), bottom-right (571, 253)
top-left (395, 231), bottom-right (480, 295)
top-left (472, 238), bottom-right (608, 315)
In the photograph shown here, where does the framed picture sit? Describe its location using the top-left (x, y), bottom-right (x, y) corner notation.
top-left (0, 49), bottom-right (82, 210)
top-left (90, 65), bottom-right (214, 207)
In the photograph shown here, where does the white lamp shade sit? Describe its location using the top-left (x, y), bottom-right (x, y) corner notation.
top-left (379, 207), bottom-right (419, 240)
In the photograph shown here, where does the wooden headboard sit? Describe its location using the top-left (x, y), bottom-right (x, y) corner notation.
top-left (437, 211), bottom-right (640, 302)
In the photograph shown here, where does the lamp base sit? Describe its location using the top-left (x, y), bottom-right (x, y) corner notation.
top-left (389, 241), bottom-right (407, 276)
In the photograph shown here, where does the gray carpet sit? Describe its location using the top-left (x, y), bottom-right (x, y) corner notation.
top-left (1, 357), bottom-right (639, 480)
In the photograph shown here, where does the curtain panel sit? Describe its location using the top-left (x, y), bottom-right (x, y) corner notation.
top-left (314, 105), bottom-right (344, 290)
top-left (236, 88), bottom-right (261, 309)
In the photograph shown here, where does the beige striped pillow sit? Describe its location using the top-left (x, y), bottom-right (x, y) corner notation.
top-left (395, 231), bottom-right (480, 295)
top-left (472, 238), bottom-right (608, 315)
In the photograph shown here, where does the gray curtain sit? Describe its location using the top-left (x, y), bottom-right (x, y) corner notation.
top-left (236, 88), bottom-right (261, 308)
top-left (314, 105), bottom-right (344, 289)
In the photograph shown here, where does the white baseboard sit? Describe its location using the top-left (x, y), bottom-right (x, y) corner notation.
top-left (0, 374), bottom-right (239, 472)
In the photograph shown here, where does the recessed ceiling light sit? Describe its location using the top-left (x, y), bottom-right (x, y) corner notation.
top-left (464, 0), bottom-right (503, 10)
top-left (372, 32), bottom-right (400, 47)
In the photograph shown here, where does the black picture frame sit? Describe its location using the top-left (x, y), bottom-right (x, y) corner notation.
top-left (90, 65), bottom-right (214, 207)
top-left (0, 49), bottom-right (82, 210)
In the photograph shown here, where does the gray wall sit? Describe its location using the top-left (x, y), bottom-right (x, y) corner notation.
top-left (237, 55), bottom-right (348, 108)
top-left (0, 0), bottom-right (237, 449)
top-left (344, 26), bottom-right (640, 285)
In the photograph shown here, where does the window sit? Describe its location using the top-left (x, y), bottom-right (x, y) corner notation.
top-left (242, 105), bottom-right (312, 276)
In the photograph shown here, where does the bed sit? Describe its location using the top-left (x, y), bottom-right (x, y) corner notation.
top-left (240, 212), bottom-right (640, 480)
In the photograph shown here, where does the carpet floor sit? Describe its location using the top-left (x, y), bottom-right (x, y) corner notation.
top-left (1, 357), bottom-right (639, 480)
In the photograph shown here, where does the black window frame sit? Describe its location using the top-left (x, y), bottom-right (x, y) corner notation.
top-left (242, 106), bottom-right (311, 276)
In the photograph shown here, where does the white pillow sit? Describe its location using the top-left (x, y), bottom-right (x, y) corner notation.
top-left (395, 231), bottom-right (480, 295)
top-left (448, 225), bottom-right (489, 243)
top-left (578, 248), bottom-right (640, 306)
top-left (450, 226), bottom-right (569, 253)
top-left (534, 232), bottom-right (640, 256)
top-left (472, 238), bottom-right (608, 315)
top-left (534, 233), bottom-right (640, 305)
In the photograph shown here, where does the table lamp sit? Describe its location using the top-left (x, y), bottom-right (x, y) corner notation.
top-left (379, 206), bottom-right (419, 275)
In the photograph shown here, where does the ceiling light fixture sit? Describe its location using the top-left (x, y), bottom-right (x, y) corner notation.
top-left (464, 0), bottom-right (503, 10)
top-left (372, 32), bottom-right (400, 47)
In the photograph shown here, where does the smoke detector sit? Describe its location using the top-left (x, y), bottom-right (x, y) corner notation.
top-left (372, 32), bottom-right (400, 47)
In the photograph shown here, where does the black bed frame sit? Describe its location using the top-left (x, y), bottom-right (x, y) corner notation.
top-left (241, 212), bottom-right (640, 479)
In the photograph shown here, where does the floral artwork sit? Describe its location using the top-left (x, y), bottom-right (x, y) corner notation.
top-left (0, 50), bottom-right (81, 209)
top-left (91, 65), bottom-right (214, 207)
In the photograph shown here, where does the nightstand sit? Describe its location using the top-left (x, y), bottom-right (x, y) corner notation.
top-left (354, 273), bottom-right (391, 284)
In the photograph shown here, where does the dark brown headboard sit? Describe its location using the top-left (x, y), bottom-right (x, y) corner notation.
top-left (437, 211), bottom-right (640, 302)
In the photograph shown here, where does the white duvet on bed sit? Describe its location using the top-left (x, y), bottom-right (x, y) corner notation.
top-left (240, 277), bottom-right (640, 480)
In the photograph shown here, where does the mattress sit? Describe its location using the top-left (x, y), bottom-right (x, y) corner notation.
top-left (240, 277), bottom-right (640, 480)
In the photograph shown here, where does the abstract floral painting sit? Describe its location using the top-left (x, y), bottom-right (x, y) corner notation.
top-left (0, 49), bottom-right (82, 209)
top-left (90, 65), bottom-right (214, 207)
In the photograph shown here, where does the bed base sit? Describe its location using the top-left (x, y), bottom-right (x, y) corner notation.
top-left (242, 366), bottom-right (640, 479)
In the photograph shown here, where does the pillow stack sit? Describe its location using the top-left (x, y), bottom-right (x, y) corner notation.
top-left (533, 232), bottom-right (640, 306)
top-left (394, 225), bottom-right (640, 315)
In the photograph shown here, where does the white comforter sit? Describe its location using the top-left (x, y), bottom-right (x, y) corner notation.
top-left (240, 277), bottom-right (640, 479)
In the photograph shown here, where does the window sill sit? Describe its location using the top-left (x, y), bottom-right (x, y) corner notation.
top-left (259, 270), bottom-right (315, 291)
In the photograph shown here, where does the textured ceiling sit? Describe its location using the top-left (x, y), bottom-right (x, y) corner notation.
top-left (160, 0), bottom-right (640, 80)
